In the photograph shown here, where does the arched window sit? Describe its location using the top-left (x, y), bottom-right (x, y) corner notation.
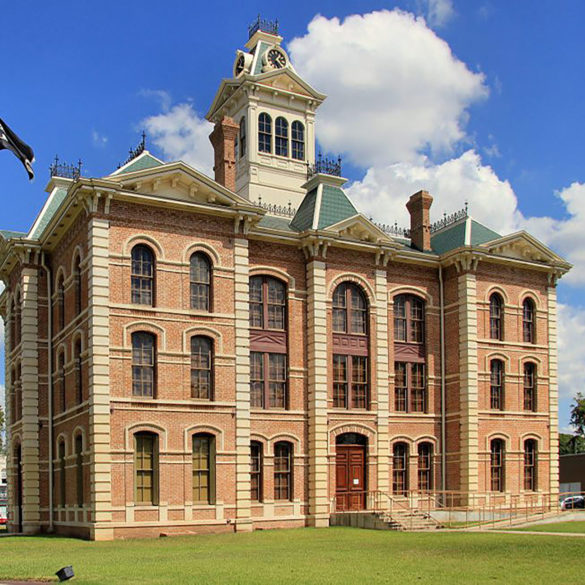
top-left (394, 295), bottom-right (425, 343)
top-left (75, 340), bottom-right (83, 404)
top-left (332, 282), bottom-right (369, 409)
top-left (58, 351), bottom-right (66, 412)
top-left (15, 364), bottom-right (22, 421)
top-left (523, 298), bottom-right (535, 344)
top-left (9, 368), bottom-right (16, 423)
top-left (193, 433), bottom-right (216, 504)
top-left (131, 245), bottom-right (155, 306)
top-left (134, 432), bottom-right (158, 505)
top-left (392, 443), bottom-right (408, 495)
top-left (191, 336), bottom-right (213, 399)
top-left (249, 276), bottom-right (288, 409)
top-left (258, 113), bottom-right (272, 153)
top-left (524, 439), bottom-right (537, 491)
top-left (489, 293), bottom-right (504, 340)
top-left (275, 117), bottom-right (288, 157)
top-left (490, 439), bottom-right (505, 492)
top-left (58, 439), bottom-right (66, 507)
top-left (251, 442), bottom-right (263, 502)
top-left (239, 115), bottom-right (246, 158)
top-left (57, 274), bottom-right (65, 331)
top-left (15, 292), bottom-right (21, 346)
top-left (274, 442), bottom-right (292, 501)
top-left (73, 255), bottom-right (82, 315)
top-left (132, 332), bottom-right (156, 397)
top-left (417, 443), bottom-right (433, 491)
top-left (523, 362), bottom-right (536, 412)
top-left (190, 252), bottom-right (212, 311)
top-left (75, 435), bottom-right (84, 507)
top-left (291, 121), bottom-right (305, 161)
top-left (490, 359), bottom-right (504, 410)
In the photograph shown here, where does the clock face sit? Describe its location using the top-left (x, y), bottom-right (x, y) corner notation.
top-left (235, 54), bottom-right (245, 76)
top-left (267, 48), bottom-right (287, 69)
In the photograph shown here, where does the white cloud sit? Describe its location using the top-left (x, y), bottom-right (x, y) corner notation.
top-left (91, 130), bottom-right (108, 147)
top-left (142, 103), bottom-right (214, 177)
top-left (139, 89), bottom-right (172, 113)
top-left (417, 0), bottom-right (455, 27)
top-left (288, 10), bottom-right (487, 168)
top-left (558, 303), bottom-right (585, 407)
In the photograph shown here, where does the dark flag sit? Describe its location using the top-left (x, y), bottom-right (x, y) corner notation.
top-left (0, 117), bottom-right (34, 180)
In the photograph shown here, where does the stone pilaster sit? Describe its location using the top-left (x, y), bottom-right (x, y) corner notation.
top-left (20, 268), bottom-right (41, 534)
top-left (458, 272), bottom-right (479, 495)
top-left (547, 285), bottom-right (559, 497)
top-left (306, 259), bottom-right (329, 526)
top-left (234, 238), bottom-right (252, 531)
top-left (375, 270), bottom-right (390, 494)
top-left (3, 292), bottom-right (15, 531)
top-left (87, 217), bottom-right (113, 541)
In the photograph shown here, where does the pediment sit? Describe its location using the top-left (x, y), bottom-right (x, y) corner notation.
top-left (326, 214), bottom-right (393, 244)
top-left (484, 231), bottom-right (569, 267)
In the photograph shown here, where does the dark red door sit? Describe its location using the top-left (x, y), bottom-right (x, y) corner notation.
top-left (336, 445), bottom-right (366, 511)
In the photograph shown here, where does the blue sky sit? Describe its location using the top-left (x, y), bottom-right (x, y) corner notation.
top-left (1, 0), bottom-right (584, 430)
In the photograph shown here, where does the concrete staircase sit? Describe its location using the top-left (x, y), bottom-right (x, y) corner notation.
top-left (330, 504), bottom-right (441, 531)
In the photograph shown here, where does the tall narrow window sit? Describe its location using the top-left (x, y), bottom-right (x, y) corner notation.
top-left (131, 245), bottom-right (154, 306)
top-left (291, 121), bottom-right (305, 160)
top-left (74, 255), bottom-right (82, 315)
top-left (394, 362), bottom-right (426, 413)
top-left (489, 293), bottom-right (504, 340)
top-left (524, 439), bottom-right (537, 491)
top-left (239, 115), bottom-right (246, 157)
top-left (16, 364), bottom-right (22, 421)
top-left (523, 298), bottom-right (535, 344)
top-left (15, 292), bottom-right (21, 346)
top-left (394, 295), bottom-right (425, 343)
top-left (193, 434), bottom-right (215, 504)
top-left (58, 352), bottom-right (66, 412)
top-left (190, 252), bottom-right (211, 311)
top-left (10, 297), bottom-right (16, 348)
top-left (132, 332), bottom-right (155, 397)
top-left (418, 443), bottom-right (433, 492)
top-left (332, 355), bottom-right (368, 409)
top-left (490, 359), bottom-right (504, 410)
top-left (523, 362), bottom-right (536, 412)
top-left (490, 439), bottom-right (505, 492)
top-left (57, 275), bottom-right (65, 331)
top-left (392, 443), bottom-right (408, 495)
top-left (275, 117), bottom-right (289, 157)
top-left (333, 283), bottom-right (367, 335)
top-left (75, 340), bottom-right (83, 404)
top-left (9, 368), bottom-right (16, 424)
top-left (258, 113), bottom-right (272, 153)
top-left (75, 435), bottom-right (84, 507)
top-left (274, 442), bottom-right (292, 501)
top-left (135, 432), bottom-right (157, 505)
top-left (191, 336), bottom-right (213, 399)
top-left (59, 440), bottom-right (66, 507)
top-left (251, 442), bottom-right (263, 502)
top-left (249, 276), bottom-right (288, 409)
top-left (394, 362), bottom-right (407, 412)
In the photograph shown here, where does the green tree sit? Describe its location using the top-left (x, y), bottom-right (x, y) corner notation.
top-left (559, 433), bottom-right (585, 455)
top-left (570, 392), bottom-right (585, 437)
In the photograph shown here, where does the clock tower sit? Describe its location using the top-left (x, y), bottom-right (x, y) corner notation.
top-left (206, 17), bottom-right (326, 208)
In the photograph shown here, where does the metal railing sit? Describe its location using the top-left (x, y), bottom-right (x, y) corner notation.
top-left (248, 15), bottom-right (279, 38)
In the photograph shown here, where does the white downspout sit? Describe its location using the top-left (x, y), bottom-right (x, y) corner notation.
top-left (439, 266), bottom-right (447, 492)
top-left (40, 252), bottom-right (54, 532)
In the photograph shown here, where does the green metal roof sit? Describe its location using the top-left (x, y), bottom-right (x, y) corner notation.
top-left (257, 215), bottom-right (295, 232)
top-left (318, 184), bottom-right (358, 229)
top-left (290, 187), bottom-right (318, 232)
top-left (0, 230), bottom-right (26, 240)
top-left (431, 219), bottom-right (501, 255)
top-left (113, 152), bottom-right (164, 175)
top-left (29, 187), bottom-right (68, 240)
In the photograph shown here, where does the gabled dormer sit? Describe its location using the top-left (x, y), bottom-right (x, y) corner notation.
top-left (206, 17), bottom-right (326, 209)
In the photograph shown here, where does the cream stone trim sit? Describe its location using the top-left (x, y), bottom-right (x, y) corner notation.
top-left (414, 435), bottom-right (439, 448)
top-left (458, 272), bottom-right (479, 494)
top-left (71, 426), bottom-right (87, 452)
top-left (327, 272), bottom-right (376, 304)
top-left (518, 432), bottom-right (543, 449)
top-left (125, 423), bottom-right (168, 451)
top-left (484, 285), bottom-right (510, 303)
top-left (181, 326), bottom-right (224, 354)
top-left (268, 433), bottom-right (301, 454)
top-left (182, 242), bottom-right (222, 266)
top-left (123, 321), bottom-right (167, 350)
top-left (389, 437), bottom-right (415, 454)
top-left (123, 234), bottom-right (165, 258)
top-left (87, 217), bottom-right (113, 541)
top-left (19, 267), bottom-right (41, 533)
top-left (70, 245), bottom-right (85, 273)
top-left (547, 285), bottom-right (559, 496)
top-left (483, 432), bottom-right (511, 450)
top-left (249, 265), bottom-right (296, 290)
top-left (306, 259), bottom-right (329, 527)
top-left (387, 285), bottom-right (434, 305)
top-left (183, 425), bottom-right (225, 451)
top-left (518, 289), bottom-right (541, 308)
top-left (375, 269), bottom-right (390, 493)
top-left (233, 238), bottom-right (252, 532)
top-left (482, 352), bottom-right (511, 371)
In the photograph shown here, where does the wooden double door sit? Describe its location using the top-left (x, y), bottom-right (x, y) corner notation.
top-left (335, 445), bottom-right (366, 511)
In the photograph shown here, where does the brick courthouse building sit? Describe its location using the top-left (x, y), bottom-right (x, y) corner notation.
top-left (0, 23), bottom-right (571, 539)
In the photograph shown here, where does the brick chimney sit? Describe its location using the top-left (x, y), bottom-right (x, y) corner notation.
top-left (406, 190), bottom-right (433, 252)
top-left (209, 116), bottom-right (239, 192)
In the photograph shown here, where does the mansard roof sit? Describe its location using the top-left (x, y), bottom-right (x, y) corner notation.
top-left (431, 217), bottom-right (501, 255)
top-left (110, 151), bottom-right (164, 176)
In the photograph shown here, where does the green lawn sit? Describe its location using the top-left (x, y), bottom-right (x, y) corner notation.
top-left (0, 528), bottom-right (583, 585)
top-left (512, 520), bottom-right (585, 533)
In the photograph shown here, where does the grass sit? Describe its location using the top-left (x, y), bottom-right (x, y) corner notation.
top-left (512, 520), bottom-right (585, 533)
top-left (0, 528), bottom-right (583, 585)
